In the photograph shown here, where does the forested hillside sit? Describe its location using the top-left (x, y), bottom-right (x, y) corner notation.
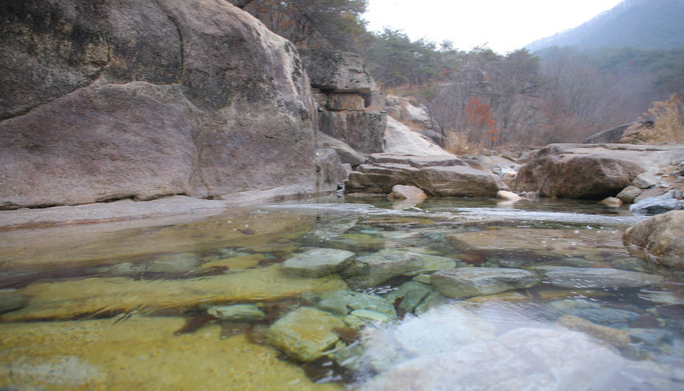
top-left (527, 0), bottom-right (684, 51)
top-left (232, 0), bottom-right (684, 149)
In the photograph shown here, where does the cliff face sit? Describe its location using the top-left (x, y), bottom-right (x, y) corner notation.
top-left (0, 0), bottom-right (323, 209)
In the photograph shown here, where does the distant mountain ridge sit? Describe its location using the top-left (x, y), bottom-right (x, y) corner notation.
top-left (526, 0), bottom-right (684, 51)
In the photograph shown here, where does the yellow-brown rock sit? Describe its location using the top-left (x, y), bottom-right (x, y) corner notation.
top-left (0, 265), bottom-right (347, 322)
top-left (0, 317), bottom-right (342, 391)
top-left (558, 315), bottom-right (631, 348)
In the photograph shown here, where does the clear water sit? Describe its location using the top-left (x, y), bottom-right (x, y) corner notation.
top-left (0, 197), bottom-right (682, 390)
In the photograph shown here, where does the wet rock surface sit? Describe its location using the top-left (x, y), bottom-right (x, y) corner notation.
top-left (280, 248), bottom-right (356, 277)
top-left (360, 327), bottom-right (627, 391)
top-left (267, 307), bottom-right (345, 362)
top-left (2, 197), bottom-right (683, 389)
top-left (0, 317), bottom-right (341, 391)
top-left (532, 266), bottom-right (663, 289)
top-left (431, 268), bottom-right (541, 298)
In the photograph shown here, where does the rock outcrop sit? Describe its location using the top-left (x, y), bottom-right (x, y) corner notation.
top-left (346, 154), bottom-right (508, 197)
top-left (623, 210), bottom-right (684, 268)
top-left (0, 0), bottom-right (336, 209)
top-left (510, 144), bottom-right (684, 199)
top-left (300, 50), bottom-right (387, 156)
top-left (385, 95), bottom-right (443, 144)
top-left (582, 121), bottom-right (653, 144)
top-left (383, 116), bottom-right (455, 157)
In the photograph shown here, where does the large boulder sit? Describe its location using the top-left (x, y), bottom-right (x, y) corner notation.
top-left (346, 154), bottom-right (507, 197)
top-left (510, 144), bottom-right (684, 200)
top-left (0, 0), bottom-right (325, 209)
top-left (623, 210), bottom-right (684, 268)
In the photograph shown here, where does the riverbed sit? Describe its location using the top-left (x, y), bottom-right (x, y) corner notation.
top-left (1, 196), bottom-right (683, 390)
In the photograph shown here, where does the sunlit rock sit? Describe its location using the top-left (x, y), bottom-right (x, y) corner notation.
top-left (431, 268), bottom-right (540, 298)
top-left (267, 307), bottom-right (345, 362)
top-left (532, 266), bottom-right (663, 289)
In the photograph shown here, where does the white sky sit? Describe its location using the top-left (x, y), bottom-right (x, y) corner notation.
top-left (363, 0), bottom-right (625, 54)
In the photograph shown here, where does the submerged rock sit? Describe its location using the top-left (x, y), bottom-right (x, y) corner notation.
top-left (359, 327), bottom-right (625, 391)
top-left (303, 289), bottom-right (396, 318)
top-left (343, 250), bottom-right (455, 288)
top-left (280, 248), bottom-right (356, 277)
top-left (0, 292), bottom-right (28, 315)
top-left (0, 265), bottom-right (347, 322)
top-left (146, 253), bottom-right (199, 274)
top-left (430, 268), bottom-right (540, 298)
top-left (573, 308), bottom-right (641, 326)
top-left (532, 266), bottom-right (663, 289)
top-left (558, 315), bottom-right (631, 348)
top-left (623, 210), bottom-right (684, 268)
top-left (207, 304), bottom-right (265, 323)
top-left (343, 251), bottom-right (422, 288)
top-left (445, 227), bottom-right (627, 258)
top-left (360, 305), bottom-right (496, 373)
top-left (0, 318), bottom-right (338, 391)
top-left (382, 281), bottom-right (434, 314)
top-left (267, 307), bottom-right (345, 362)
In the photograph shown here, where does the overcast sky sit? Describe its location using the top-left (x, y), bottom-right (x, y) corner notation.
top-left (363, 0), bottom-right (625, 53)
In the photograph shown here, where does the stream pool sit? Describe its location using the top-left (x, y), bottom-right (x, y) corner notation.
top-left (0, 196), bottom-right (683, 390)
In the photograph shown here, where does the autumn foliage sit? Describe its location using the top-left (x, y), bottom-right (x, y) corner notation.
top-left (464, 97), bottom-right (500, 145)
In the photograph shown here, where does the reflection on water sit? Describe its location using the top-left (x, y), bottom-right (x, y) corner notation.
top-left (0, 197), bottom-right (683, 390)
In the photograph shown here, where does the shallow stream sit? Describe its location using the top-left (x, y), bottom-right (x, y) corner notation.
top-left (1, 197), bottom-right (683, 390)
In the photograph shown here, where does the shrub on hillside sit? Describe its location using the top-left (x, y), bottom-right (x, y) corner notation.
top-left (634, 95), bottom-right (684, 144)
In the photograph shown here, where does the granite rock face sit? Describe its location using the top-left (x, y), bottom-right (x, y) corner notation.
top-left (0, 0), bottom-right (325, 209)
